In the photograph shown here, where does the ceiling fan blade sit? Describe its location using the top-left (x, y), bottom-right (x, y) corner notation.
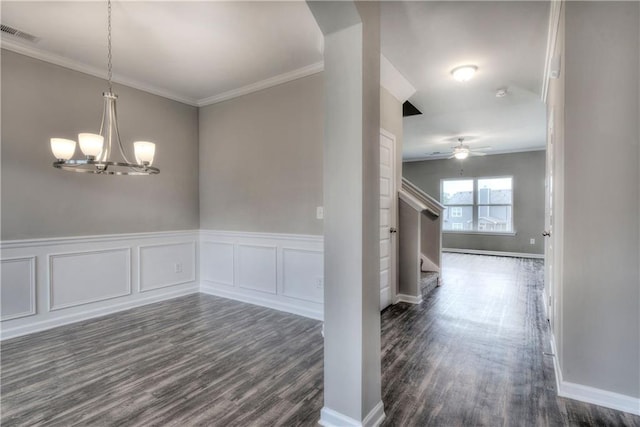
top-left (447, 154), bottom-right (456, 159)
top-left (470, 151), bottom-right (487, 157)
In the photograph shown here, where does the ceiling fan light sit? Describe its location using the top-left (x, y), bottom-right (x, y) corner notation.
top-left (451, 65), bottom-right (478, 82)
top-left (454, 149), bottom-right (469, 160)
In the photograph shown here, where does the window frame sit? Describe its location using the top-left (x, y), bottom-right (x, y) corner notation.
top-left (441, 176), bottom-right (515, 235)
top-left (450, 206), bottom-right (463, 217)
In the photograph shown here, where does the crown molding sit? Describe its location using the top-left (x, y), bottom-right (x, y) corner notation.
top-left (2, 38), bottom-right (413, 110)
top-left (196, 61), bottom-right (324, 107)
top-left (1, 38), bottom-right (200, 106)
top-left (403, 146), bottom-right (546, 162)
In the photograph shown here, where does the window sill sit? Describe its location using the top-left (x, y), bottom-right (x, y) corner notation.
top-left (443, 231), bottom-right (517, 237)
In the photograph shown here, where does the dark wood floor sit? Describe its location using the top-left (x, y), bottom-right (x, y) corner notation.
top-left (2, 253), bottom-right (639, 426)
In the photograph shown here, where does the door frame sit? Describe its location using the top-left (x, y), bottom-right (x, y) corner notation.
top-left (380, 127), bottom-right (398, 308)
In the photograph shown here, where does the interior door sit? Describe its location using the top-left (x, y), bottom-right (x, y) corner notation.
top-left (544, 108), bottom-right (555, 325)
top-left (380, 130), bottom-right (396, 310)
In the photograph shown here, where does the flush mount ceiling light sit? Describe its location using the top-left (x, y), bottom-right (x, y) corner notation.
top-left (451, 65), bottom-right (478, 82)
top-left (50, 0), bottom-right (159, 176)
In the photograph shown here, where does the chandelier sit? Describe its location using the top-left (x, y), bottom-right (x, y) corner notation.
top-left (50, 0), bottom-right (159, 175)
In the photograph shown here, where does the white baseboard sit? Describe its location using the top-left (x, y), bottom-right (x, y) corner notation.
top-left (550, 332), bottom-right (640, 415)
top-left (1, 285), bottom-right (198, 340)
top-left (320, 401), bottom-right (385, 427)
top-left (559, 380), bottom-right (640, 416)
top-left (443, 248), bottom-right (544, 259)
top-left (396, 293), bottom-right (422, 304)
top-left (362, 401), bottom-right (386, 427)
top-left (200, 283), bottom-right (322, 320)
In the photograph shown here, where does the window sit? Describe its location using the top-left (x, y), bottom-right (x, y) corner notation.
top-left (441, 177), bottom-right (513, 233)
top-left (450, 207), bottom-right (463, 217)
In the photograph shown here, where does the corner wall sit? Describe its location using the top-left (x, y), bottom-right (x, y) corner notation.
top-left (198, 74), bottom-right (324, 236)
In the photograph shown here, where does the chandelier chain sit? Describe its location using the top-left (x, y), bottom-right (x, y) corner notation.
top-left (107, 0), bottom-right (113, 92)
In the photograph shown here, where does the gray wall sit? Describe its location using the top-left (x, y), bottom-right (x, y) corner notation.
top-left (403, 151), bottom-right (545, 254)
top-left (199, 74), bottom-right (324, 235)
top-left (562, 1), bottom-right (639, 398)
top-left (1, 50), bottom-right (200, 240)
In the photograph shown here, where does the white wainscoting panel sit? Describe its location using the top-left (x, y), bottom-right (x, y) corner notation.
top-left (200, 231), bottom-right (324, 320)
top-left (237, 244), bottom-right (277, 294)
top-left (201, 241), bottom-right (234, 286)
top-left (139, 242), bottom-right (196, 292)
top-left (1, 230), bottom-right (326, 338)
top-left (0, 231), bottom-right (199, 340)
top-left (282, 248), bottom-right (323, 303)
top-left (1, 257), bottom-right (36, 320)
top-left (49, 248), bottom-right (132, 310)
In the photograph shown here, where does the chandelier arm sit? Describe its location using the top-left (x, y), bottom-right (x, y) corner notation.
top-left (110, 98), bottom-right (134, 164)
top-left (98, 97), bottom-right (107, 137)
top-left (99, 97), bottom-right (112, 164)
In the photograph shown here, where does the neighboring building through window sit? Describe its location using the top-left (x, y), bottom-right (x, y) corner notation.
top-left (450, 207), bottom-right (463, 217)
top-left (441, 177), bottom-right (513, 233)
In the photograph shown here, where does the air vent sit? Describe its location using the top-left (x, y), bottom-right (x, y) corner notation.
top-left (1, 24), bottom-right (40, 43)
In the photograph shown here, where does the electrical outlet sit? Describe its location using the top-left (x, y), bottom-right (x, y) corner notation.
top-left (530, 238), bottom-right (535, 245)
top-left (174, 262), bottom-right (183, 273)
top-left (315, 276), bottom-right (324, 289)
top-left (316, 206), bottom-right (324, 220)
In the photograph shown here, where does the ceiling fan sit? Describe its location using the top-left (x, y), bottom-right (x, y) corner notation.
top-left (449, 138), bottom-right (488, 160)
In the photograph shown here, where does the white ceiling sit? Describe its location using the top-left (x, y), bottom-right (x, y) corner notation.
top-left (381, 1), bottom-right (550, 160)
top-left (2, 1), bottom-right (550, 158)
top-left (0, 1), bottom-right (324, 105)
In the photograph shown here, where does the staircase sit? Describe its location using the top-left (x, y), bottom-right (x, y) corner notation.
top-left (398, 178), bottom-right (445, 301)
top-left (420, 271), bottom-right (440, 297)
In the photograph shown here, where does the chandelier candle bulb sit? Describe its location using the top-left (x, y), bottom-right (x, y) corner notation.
top-left (50, 138), bottom-right (77, 160)
top-left (78, 133), bottom-right (104, 158)
top-left (134, 141), bottom-right (156, 165)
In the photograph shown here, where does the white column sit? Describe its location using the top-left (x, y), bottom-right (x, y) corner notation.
top-left (306, 2), bottom-right (384, 426)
